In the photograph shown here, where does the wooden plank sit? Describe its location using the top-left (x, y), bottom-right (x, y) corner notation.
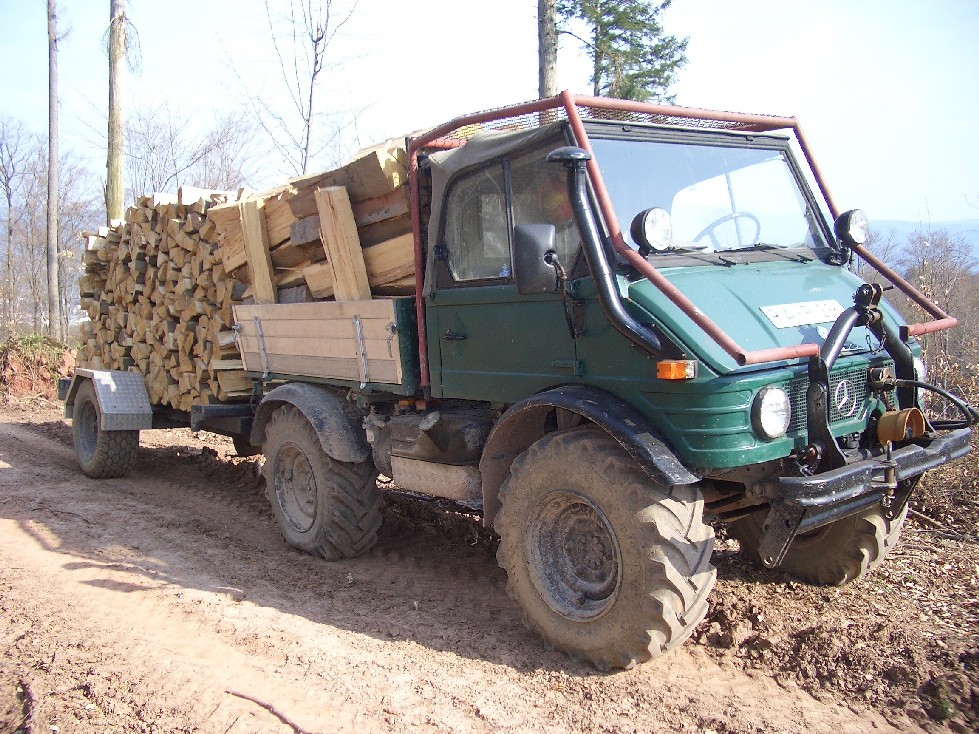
top-left (237, 334), bottom-right (393, 362)
top-left (363, 234), bottom-right (414, 286)
top-left (288, 141), bottom-right (408, 219)
top-left (240, 199), bottom-right (276, 304)
top-left (302, 262), bottom-right (334, 299)
top-left (235, 299), bottom-right (399, 322)
top-left (372, 275), bottom-right (417, 297)
top-left (234, 314), bottom-right (397, 341)
top-left (217, 370), bottom-right (253, 394)
top-left (270, 241), bottom-right (316, 269)
top-left (290, 215), bottom-right (322, 247)
top-left (358, 213), bottom-right (412, 248)
top-left (314, 186), bottom-right (371, 301)
top-left (350, 187), bottom-right (410, 228)
top-left (277, 284), bottom-right (312, 304)
top-left (275, 264), bottom-right (312, 288)
top-left (264, 191), bottom-right (297, 247)
top-left (238, 351), bottom-right (400, 385)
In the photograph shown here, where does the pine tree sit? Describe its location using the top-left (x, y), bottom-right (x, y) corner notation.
top-left (558, 0), bottom-right (687, 102)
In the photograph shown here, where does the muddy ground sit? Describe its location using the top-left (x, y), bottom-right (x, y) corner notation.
top-left (0, 397), bottom-right (976, 734)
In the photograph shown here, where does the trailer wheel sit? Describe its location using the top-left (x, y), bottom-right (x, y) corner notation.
top-left (263, 405), bottom-right (381, 560)
top-left (72, 380), bottom-right (139, 478)
top-left (729, 504), bottom-right (908, 586)
top-left (494, 429), bottom-right (715, 670)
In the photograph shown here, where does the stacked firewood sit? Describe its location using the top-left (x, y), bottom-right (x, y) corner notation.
top-left (76, 138), bottom-right (417, 410)
top-left (77, 188), bottom-right (251, 409)
top-left (207, 137), bottom-right (415, 304)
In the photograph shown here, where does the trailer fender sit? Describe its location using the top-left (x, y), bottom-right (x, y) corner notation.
top-left (63, 369), bottom-right (153, 431)
top-left (478, 385), bottom-right (700, 527)
top-left (251, 383), bottom-right (369, 464)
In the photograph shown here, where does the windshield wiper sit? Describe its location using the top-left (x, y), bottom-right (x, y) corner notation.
top-left (719, 242), bottom-right (813, 263)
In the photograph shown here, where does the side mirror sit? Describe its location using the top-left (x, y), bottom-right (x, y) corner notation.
top-left (513, 224), bottom-right (558, 294)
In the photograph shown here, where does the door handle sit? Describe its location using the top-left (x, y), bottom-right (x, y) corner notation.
top-left (443, 330), bottom-right (468, 341)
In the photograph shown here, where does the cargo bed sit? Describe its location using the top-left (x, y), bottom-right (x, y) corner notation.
top-left (233, 297), bottom-right (419, 395)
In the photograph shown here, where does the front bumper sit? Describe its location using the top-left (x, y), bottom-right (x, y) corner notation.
top-left (758, 427), bottom-right (972, 567)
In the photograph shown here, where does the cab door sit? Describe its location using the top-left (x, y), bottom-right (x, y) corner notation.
top-left (427, 149), bottom-right (581, 403)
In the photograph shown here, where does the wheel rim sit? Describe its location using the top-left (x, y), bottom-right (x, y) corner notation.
top-left (273, 442), bottom-right (317, 533)
top-left (75, 398), bottom-right (98, 464)
top-left (526, 490), bottom-right (621, 622)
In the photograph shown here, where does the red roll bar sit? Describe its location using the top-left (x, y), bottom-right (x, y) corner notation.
top-left (407, 93), bottom-right (957, 387)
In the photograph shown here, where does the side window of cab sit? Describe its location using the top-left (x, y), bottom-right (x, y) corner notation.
top-left (441, 164), bottom-right (511, 282)
top-left (437, 136), bottom-right (582, 286)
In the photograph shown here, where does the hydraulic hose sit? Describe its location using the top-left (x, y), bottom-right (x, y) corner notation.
top-left (894, 378), bottom-right (979, 429)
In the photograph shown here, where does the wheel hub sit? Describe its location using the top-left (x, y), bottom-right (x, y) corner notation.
top-left (527, 490), bottom-right (621, 621)
top-left (274, 442), bottom-right (317, 533)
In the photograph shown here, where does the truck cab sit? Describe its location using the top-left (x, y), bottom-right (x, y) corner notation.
top-left (399, 97), bottom-right (972, 667)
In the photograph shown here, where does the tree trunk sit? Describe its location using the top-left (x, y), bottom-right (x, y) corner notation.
top-left (106, 0), bottom-right (126, 224)
top-left (538, 0), bottom-right (558, 98)
top-left (47, 0), bottom-right (63, 340)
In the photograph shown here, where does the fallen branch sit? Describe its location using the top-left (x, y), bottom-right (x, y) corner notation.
top-left (909, 508), bottom-right (945, 529)
top-left (909, 510), bottom-right (979, 544)
top-left (225, 690), bottom-right (319, 734)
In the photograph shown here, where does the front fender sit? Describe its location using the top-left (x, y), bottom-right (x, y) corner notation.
top-left (251, 382), bottom-right (369, 464)
top-left (479, 385), bottom-right (700, 526)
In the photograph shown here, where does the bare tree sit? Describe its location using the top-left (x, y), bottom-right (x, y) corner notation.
top-left (0, 118), bottom-right (31, 336)
top-left (251, 0), bottom-right (358, 175)
top-left (125, 105), bottom-right (258, 198)
top-left (539, 0), bottom-right (558, 98)
top-left (18, 144), bottom-right (49, 333)
top-left (56, 156), bottom-right (100, 337)
top-left (192, 114), bottom-right (261, 190)
top-left (898, 228), bottom-right (978, 368)
top-left (47, 0), bottom-right (64, 340)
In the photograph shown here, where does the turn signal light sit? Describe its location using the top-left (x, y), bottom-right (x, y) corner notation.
top-left (657, 360), bottom-right (698, 380)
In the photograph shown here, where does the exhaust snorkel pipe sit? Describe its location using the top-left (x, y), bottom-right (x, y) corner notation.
top-left (548, 146), bottom-right (663, 356)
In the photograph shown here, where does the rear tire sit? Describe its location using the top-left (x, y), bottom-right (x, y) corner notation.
top-left (72, 380), bottom-right (139, 478)
top-left (494, 429), bottom-right (715, 670)
top-left (263, 405), bottom-right (381, 560)
top-left (729, 504), bottom-right (908, 586)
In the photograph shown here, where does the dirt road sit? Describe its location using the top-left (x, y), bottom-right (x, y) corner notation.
top-left (1, 403), bottom-right (976, 733)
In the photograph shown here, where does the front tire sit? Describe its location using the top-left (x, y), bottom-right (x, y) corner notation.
top-left (262, 405), bottom-right (381, 560)
top-left (72, 380), bottom-right (139, 478)
top-left (729, 504), bottom-right (908, 586)
top-left (494, 429), bottom-right (716, 670)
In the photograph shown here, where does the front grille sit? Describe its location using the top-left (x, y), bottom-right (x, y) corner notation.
top-left (787, 361), bottom-right (891, 433)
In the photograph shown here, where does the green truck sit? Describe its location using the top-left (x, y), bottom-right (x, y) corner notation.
top-left (63, 93), bottom-right (975, 670)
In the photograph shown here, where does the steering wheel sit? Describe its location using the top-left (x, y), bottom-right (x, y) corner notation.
top-left (693, 212), bottom-right (761, 250)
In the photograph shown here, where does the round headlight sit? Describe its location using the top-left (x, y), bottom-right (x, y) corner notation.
top-left (834, 209), bottom-right (869, 247)
top-left (752, 386), bottom-right (792, 440)
top-left (630, 207), bottom-right (672, 254)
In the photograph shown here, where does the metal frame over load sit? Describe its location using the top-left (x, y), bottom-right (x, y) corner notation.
top-left (406, 91), bottom-right (956, 389)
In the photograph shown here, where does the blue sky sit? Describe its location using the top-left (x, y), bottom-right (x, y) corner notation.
top-left (1, 0), bottom-right (977, 223)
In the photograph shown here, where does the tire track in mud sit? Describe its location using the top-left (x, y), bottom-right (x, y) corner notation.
top-left (0, 421), bottom-right (530, 666)
top-left (0, 416), bottom-right (926, 734)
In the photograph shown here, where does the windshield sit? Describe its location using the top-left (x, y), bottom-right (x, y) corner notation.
top-left (591, 136), bottom-right (830, 254)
